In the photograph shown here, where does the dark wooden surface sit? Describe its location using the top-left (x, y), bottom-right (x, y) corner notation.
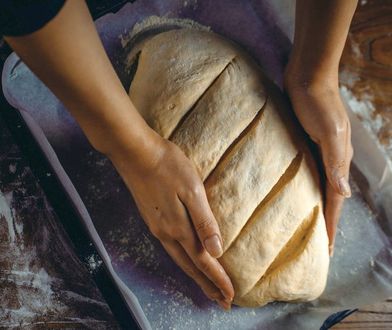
top-left (332, 300), bottom-right (392, 329)
top-left (0, 1), bottom-right (133, 328)
top-left (334, 0), bottom-right (392, 328)
top-left (340, 0), bottom-right (392, 159)
top-left (0, 118), bottom-right (120, 328)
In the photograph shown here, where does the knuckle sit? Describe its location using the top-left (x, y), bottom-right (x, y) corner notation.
top-left (195, 218), bottom-right (213, 234)
top-left (325, 161), bottom-right (346, 181)
top-left (185, 182), bottom-right (204, 200)
top-left (191, 182), bottom-right (204, 196)
top-left (196, 256), bottom-right (211, 273)
top-left (181, 264), bottom-right (196, 278)
top-left (149, 225), bottom-right (163, 239)
top-left (325, 125), bottom-right (345, 141)
top-left (348, 144), bottom-right (354, 160)
top-left (149, 224), bottom-right (169, 241)
top-left (208, 290), bottom-right (222, 300)
top-left (327, 159), bottom-right (346, 171)
top-left (322, 117), bottom-right (350, 141)
top-left (171, 228), bottom-right (189, 242)
top-left (324, 124), bottom-right (337, 138)
top-left (325, 146), bottom-right (353, 176)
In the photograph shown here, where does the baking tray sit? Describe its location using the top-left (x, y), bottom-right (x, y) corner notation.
top-left (2, 0), bottom-right (392, 329)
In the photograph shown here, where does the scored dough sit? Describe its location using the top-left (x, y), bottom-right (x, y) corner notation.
top-left (128, 28), bottom-right (329, 307)
top-left (171, 56), bottom-right (267, 180)
top-left (219, 151), bottom-right (324, 298)
top-left (130, 29), bottom-right (237, 138)
top-left (235, 205), bottom-right (329, 307)
top-left (205, 85), bottom-right (299, 253)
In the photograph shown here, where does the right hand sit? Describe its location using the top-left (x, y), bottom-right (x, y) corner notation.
top-left (109, 134), bottom-right (234, 309)
top-left (3, 0), bottom-right (231, 310)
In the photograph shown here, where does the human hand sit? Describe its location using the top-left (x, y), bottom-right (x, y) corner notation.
top-left (4, 0), bottom-right (233, 307)
top-left (284, 73), bottom-right (353, 256)
top-left (108, 133), bottom-right (234, 309)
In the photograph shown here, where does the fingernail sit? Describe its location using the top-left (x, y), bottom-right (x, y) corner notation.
top-left (221, 290), bottom-right (233, 302)
top-left (338, 177), bottom-right (351, 197)
top-left (208, 292), bottom-right (221, 301)
top-left (329, 245), bottom-right (334, 257)
top-left (204, 234), bottom-right (223, 257)
top-left (217, 299), bottom-right (231, 311)
top-left (225, 297), bottom-right (233, 306)
top-left (216, 300), bottom-right (225, 309)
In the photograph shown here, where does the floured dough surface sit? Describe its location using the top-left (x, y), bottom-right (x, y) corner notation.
top-left (130, 29), bottom-right (237, 138)
top-left (128, 28), bottom-right (329, 307)
top-left (171, 56), bottom-right (266, 180)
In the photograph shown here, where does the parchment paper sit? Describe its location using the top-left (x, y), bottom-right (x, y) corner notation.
top-left (2, 1), bottom-right (392, 329)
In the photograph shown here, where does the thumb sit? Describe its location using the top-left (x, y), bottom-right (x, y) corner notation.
top-left (325, 180), bottom-right (345, 256)
top-left (319, 122), bottom-right (353, 198)
top-left (179, 185), bottom-right (223, 258)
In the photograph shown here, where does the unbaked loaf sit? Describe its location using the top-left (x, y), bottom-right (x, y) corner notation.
top-left (128, 28), bottom-right (329, 307)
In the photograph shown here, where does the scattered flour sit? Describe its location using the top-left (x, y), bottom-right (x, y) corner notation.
top-left (86, 253), bottom-right (103, 273)
top-left (107, 220), bottom-right (158, 270)
top-left (340, 85), bottom-right (392, 168)
top-left (0, 191), bottom-right (57, 325)
top-left (348, 38), bottom-right (362, 59)
top-left (0, 191), bottom-right (17, 244)
top-left (8, 163), bottom-right (17, 174)
top-left (120, 15), bottom-right (210, 49)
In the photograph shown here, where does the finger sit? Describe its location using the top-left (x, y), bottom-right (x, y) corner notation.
top-left (160, 239), bottom-right (231, 309)
top-left (319, 120), bottom-right (352, 198)
top-left (170, 195), bottom-right (234, 302)
top-left (177, 226), bottom-right (235, 303)
top-left (325, 181), bottom-right (345, 256)
top-left (179, 186), bottom-right (223, 258)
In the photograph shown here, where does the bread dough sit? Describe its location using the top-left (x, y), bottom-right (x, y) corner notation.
top-left (128, 28), bottom-right (329, 307)
top-left (130, 29), bottom-right (236, 138)
top-left (205, 85), bottom-right (299, 253)
top-left (219, 151), bottom-right (324, 298)
top-left (171, 56), bottom-right (266, 180)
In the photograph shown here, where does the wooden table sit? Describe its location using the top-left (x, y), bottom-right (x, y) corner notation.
top-left (0, 115), bottom-right (120, 328)
top-left (333, 300), bottom-right (392, 329)
top-left (334, 0), bottom-right (392, 328)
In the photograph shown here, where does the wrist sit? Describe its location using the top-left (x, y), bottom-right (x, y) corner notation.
top-left (82, 100), bottom-right (165, 173)
top-left (284, 60), bottom-right (339, 97)
top-left (99, 116), bottom-right (166, 175)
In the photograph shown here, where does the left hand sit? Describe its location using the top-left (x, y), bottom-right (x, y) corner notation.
top-left (284, 72), bottom-right (353, 256)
